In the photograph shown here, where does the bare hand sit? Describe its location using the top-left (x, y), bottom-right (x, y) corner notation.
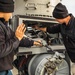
top-left (32, 25), bottom-right (47, 32)
top-left (15, 23), bottom-right (26, 41)
top-left (33, 40), bottom-right (43, 46)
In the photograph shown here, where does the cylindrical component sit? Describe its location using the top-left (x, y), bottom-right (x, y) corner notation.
top-left (28, 54), bottom-right (69, 75)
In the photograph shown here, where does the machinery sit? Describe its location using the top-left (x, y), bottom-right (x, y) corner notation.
top-left (12, 0), bottom-right (71, 75)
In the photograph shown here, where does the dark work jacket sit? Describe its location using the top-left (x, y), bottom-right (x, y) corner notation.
top-left (47, 14), bottom-right (75, 62)
top-left (0, 18), bottom-right (34, 71)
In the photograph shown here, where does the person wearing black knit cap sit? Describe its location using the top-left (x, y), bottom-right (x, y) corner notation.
top-left (33, 3), bottom-right (75, 75)
top-left (0, 0), bottom-right (42, 75)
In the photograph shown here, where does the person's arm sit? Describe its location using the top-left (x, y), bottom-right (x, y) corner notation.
top-left (47, 24), bottom-right (61, 33)
top-left (19, 38), bottom-right (42, 47)
top-left (0, 27), bottom-right (20, 58)
top-left (33, 24), bottom-right (61, 34)
top-left (0, 23), bottom-right (26, 58)
top-left (19, 38), bottom-right (34, 47)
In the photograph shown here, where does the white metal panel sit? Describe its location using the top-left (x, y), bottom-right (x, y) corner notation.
top-left (13, 0), bottom-right (60, 18)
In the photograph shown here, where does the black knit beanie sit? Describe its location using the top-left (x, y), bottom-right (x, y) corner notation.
top-left (0, 0), bottom-right (14, 12)
top-left (53, 3), bottom-right (68, 19)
